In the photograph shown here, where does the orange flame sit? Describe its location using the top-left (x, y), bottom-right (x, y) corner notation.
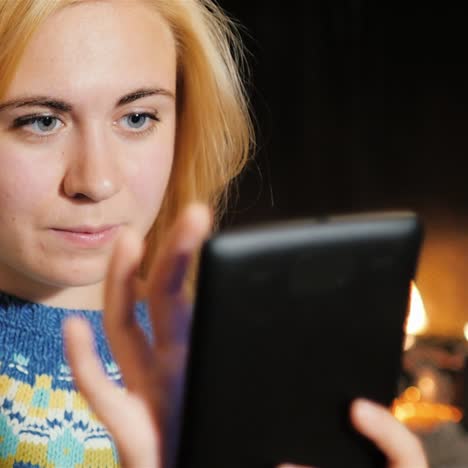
top-left (406, 282), bottom-right (428, 336)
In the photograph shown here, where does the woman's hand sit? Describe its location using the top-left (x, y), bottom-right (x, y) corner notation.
top-left (349, 398), bottom-right (427, 467)
top-left (63, 203), bottom-right (212, 467)
top-left (64, 202), bottom-right (428, 468)
top-left (280, 398), bottom-right (428, 468)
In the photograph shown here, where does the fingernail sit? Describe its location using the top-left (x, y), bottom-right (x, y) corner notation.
top-left (166, 254), bottom-right (190, 295)
top-left (353, 398), bottom-right (376, 420)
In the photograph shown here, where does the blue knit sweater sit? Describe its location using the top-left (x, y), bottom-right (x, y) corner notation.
top-left (0, 292), bottom-right (150, 467)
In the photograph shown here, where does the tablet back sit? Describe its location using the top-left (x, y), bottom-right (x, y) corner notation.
top-left (176, 212), bottom-right (423, 468)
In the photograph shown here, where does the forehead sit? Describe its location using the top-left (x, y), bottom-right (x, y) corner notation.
top-left (5, 1), bottom-right (177, 101)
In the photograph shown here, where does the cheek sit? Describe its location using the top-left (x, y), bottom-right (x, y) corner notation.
top-left (127, 144), bottom-right (175, 220)
top-left (0, 146), bottom-right (57, 219)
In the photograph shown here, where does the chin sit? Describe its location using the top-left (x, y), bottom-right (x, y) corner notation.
top-left (40, 271), bottom-right (107, 289)
top-left (36, 258), bottom-right (110, 288)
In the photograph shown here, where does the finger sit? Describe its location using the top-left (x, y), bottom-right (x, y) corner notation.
top-left (64, 317), bottom-right (160, 467)
top-left (104, 227), bottom-right (155, 396)
top-left (63, 317), bottom-right (128, 430)
top-left (147, 203), bottom-right (212, 347)
top-left (351, 399), bottom-right (427, 468)
top-left (150, 203), bottom-right (211, 424)
top-left (146, 203), bottom-right (211, 467)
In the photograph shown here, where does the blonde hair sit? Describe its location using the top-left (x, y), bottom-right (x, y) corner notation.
top-left (0, 0), bottom-right (253, 277)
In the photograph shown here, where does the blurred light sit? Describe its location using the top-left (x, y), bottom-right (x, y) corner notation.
top-left (405, 282), bottom-right (428, 336)
top-left (403, 386), bottom-right (421, 402)
top-left (401, 402), bottom-right (416, 418)
top-left (463, 322), bottom-right (468, 341)
top-left (403, 334), bottom-right (416, 351)
top-left (392, 396), bottom-right (462, 430)
top-left (418, 376), bottom-right (436, 400)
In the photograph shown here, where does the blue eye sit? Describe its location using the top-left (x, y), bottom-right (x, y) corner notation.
top-left (119, 112), bottom-right (159, 134)
top-left (125, 113), bottom-right (149, 129)
top-left (13, 115), bottom-right (62, 134)
top-left (34, 116), bottom-right (60, 132)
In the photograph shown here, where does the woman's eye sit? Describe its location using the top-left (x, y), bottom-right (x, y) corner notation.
top-left (120, 113), bottom-right (158, 131)
top-left (13, 115), bottom-right (63, 134)
top-left (126, 114), bottom-right (147, 129)
top-left (36, 116), bottom-right (57, 132)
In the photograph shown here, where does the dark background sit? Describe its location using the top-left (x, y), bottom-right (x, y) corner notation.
top-left (218, 2), bottom-right (468, 228)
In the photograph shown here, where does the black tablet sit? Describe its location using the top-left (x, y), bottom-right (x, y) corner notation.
top-left (176, 211), bottom-right (423, 468)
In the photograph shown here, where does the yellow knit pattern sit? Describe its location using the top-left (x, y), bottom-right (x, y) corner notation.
top-left (0, 373), bottom-right (119, 467)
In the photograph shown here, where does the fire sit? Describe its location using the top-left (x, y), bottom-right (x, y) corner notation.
top-left (463, 322), bottom-right (468, 341)
top-left (392, 386), bottom-right (462, 430)
top-left (393, 283), bottom-right (463, 430)
top-left (406, 282), bottom-right (428, 336)
top-left (404, 282), bottom-right (428, 350)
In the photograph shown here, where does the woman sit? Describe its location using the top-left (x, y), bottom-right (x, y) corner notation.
top-left (0, 0), bottom-right (426, 466)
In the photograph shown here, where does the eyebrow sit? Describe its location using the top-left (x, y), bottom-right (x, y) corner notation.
top-left (0, 87), bottom-right (175, 113)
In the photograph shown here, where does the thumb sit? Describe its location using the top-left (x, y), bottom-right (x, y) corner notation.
top-left (351, 399), bottom-right (427, 468)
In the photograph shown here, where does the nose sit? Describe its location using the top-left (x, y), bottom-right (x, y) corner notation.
top-left (62, 125), bottom-right (123, 202)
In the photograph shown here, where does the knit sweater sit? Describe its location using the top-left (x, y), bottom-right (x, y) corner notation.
top-left (0, 292), bottom-right (150, 467)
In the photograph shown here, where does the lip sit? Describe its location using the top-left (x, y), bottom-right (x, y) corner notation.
top-left (50, 224), bottom-right (121, 248)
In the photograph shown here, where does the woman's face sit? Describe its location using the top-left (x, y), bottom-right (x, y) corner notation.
top-left (0, 1), bottom-right (177, 307)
